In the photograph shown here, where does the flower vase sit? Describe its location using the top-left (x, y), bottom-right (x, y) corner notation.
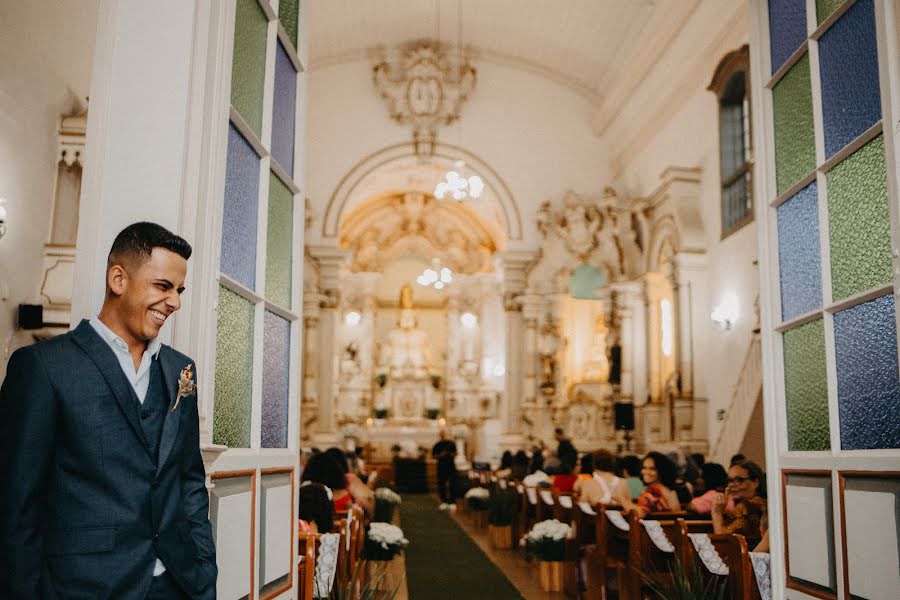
top-left (489, 524), bottom-right (513, 549)
top-left (538, 560), bottom-right (563, 592)
top-left (373, 500), bottom-right (396, 523)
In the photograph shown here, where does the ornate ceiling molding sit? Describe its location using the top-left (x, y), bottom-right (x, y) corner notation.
top-left (373, 41), bottom-right (476, 156)
top-left (340, 191), bottom-right (497, 275)
top-left (321, 142), bottom-right (522, 242)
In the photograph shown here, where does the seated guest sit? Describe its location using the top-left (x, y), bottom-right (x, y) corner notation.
top-left (633, 452), bottom-right (681, 517)
top-left (617, 454), bottom-right (645, 499)
top-left (495, 450), bottom-right (513, 478)
top-left (298, 482), bottom-right (335, 534)
top-left (529, 449), bottom-right (545, 475)
top-left (325, 447), bottom-right (375, 516)
top-left (511, 450), bottom-right (530, 481)
top-left (729, 453), bottom-right (746, 467)
top-left (551, 457), bottom-right (578, 493)
top-left (577, 453), bottom-right (594, 481)
top-left (712, 460), bottom-right (767, 547)
top-left (689, 463), bottom-right (734, 515)
top-left (301, 452), bottom-right (353, 512)
top-left (575, 449), bottom-right (628, 505)
top-left (667, 450), bottom-right (695, 503)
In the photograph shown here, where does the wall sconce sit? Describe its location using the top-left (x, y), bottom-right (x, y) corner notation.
top-left (0, 198), bottom-right (7, 240)
top-left (710, 293), bottom-right (739, 331)
top-left (460, 312), bottom-right (477, 328)
top-left (344, 311), bottom-right (361, 326)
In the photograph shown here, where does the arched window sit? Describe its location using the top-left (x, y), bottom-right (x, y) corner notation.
top-left (709, 45), bottom-right (752, 238)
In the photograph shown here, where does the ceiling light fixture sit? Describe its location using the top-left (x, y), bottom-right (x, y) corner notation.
top-left (434, 160), bottom-right (484, 201)
top-left (416, 259), bottom-right (453, 289)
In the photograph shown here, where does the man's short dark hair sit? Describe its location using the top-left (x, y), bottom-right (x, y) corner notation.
top-left (554, 428), bottom-right (564, 435)
top-left (108, 222), bottom-right (192, 270)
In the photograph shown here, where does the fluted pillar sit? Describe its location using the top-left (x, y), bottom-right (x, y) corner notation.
top-left (498, 251), bottom-right (535, 450)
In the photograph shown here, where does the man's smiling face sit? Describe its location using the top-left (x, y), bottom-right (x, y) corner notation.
top-left (115, 247), bottom-right (187, 343)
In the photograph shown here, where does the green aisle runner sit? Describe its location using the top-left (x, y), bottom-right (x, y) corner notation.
top-left (401, 494), bottom-right (524, 599)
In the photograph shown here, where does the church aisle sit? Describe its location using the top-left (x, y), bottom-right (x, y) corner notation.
top-left (401, 494), bottom-right (524, 599)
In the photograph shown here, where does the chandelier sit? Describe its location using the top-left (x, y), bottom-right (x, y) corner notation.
top-left (434, 160), bottom-right (483, 201)
top-left (416, 259), bottom-right (453, 290)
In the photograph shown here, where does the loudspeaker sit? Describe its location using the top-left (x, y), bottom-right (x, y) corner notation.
top-left (608, 344), bottom-right (622, 384)
top-left (614, 402), bottom-right (635, 431)
top-left (18, 304), bottom-right (43, 330)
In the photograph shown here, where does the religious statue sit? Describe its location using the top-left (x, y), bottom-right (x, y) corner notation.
top-left (378, 283), bottom-right (430, 379)
top-left (582, 312), bottom-right (610, 382)
top-left (558, 194), bottom-right (600, 257)
top-left (538, 316), bottom-right (564, 396)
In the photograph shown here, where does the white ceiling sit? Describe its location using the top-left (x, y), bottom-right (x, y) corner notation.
top-left (308, 0), bottom-right (667, 105)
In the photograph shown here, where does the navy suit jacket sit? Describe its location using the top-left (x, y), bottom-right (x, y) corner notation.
top-left (0, 320), bottom-right (217, 599)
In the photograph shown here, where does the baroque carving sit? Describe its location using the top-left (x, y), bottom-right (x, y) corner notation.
top-left (529, 189), bottom-right (644, 294)
top-left (341, 192), bottom-right (495, 274)
top-left (373, 42), bottom-right (477, 156)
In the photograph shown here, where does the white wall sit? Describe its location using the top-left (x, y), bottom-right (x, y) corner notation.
top-left (0, 1), bottom-right (99, 379)
top-left (607, 0), bottom-right (757, 447)
top-left (305, 58), bottom-right (611, 249)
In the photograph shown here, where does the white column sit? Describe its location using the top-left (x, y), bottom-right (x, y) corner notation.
top-left (520, 294), bottom-right (543, 406)
top-left (673, 252), bottom-right (709, 400)
top-left (308, 246), bottom-right (349, 439)
top-left (498, 251), bottom-right (535, 449)
top-left (612, 282), bottom-right (641, 401)
top-left (302, 290), bottom-right (321, 405)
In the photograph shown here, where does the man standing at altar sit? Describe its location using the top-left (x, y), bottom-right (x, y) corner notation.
top-left (0, 222), bottom-right (216, 599)
top-left (432, 429), bottom-right (458, 510)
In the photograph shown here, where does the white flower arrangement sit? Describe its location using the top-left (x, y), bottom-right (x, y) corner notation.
top-left (464, 487), bottom-right (490, 500)
top-left (366, 522), bottom-right (409, 555)
top-left (525, 519), bottom-right (572, 562)
top-left (526, 519), bottom-right (572, 542)
top-left (375, 487), bottom-right (402, 505)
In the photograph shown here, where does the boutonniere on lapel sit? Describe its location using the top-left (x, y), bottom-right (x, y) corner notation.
top-left (171, 364), bottom-right (196, 413)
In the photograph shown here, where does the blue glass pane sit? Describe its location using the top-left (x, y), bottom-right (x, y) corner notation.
top-left (769, 0), bottom-right (808, 74)
top-left (221, 125), bottom-right (259, 290)
top-left (271, 41), bottom-right (297, 177)
top-left (261, 311), bottom-right (290, 448)
top-left (777, 182), bottom-right (822, 321)
top-left (819, 0), bottom-right (882, 158)
top-left (834, 294), bottom-right (900, 450)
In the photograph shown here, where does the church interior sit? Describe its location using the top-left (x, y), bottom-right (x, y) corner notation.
top-left (1, 0), bottom-right (898, 598)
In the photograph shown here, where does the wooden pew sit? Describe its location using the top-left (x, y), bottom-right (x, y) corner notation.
top-left (590, 505), bottom-right (629, 600)
top-left (297, 533), bottom-right (317, 600)
top-left (685, 532), bottom-right (762, 600)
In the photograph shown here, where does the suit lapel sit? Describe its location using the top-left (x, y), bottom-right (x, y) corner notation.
top-left (71, 320), bottom-right (150, 457)
top-left (156, 347), bottom-right (184, 475)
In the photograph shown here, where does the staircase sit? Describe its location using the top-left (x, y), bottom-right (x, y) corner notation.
top-left (711, 333), bottom-right (763, 465)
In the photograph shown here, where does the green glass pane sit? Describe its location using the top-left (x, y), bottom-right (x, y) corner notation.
top-left (266, 172), bottom-right (293, 309)
top-left (816, 0), bottom-right (845, 24)
top-left (783, 319), bottom-right (831, 451)
top-left (772, 54), bottom-right (816, 195)
top-left (827, 135), bottom-right (892, 301)
top-left (231, 0), bottom-right (268, 136)
top-left (213, 285), bottom-right (255, 448)
top-left (279, 0), bottom-right (299, 50)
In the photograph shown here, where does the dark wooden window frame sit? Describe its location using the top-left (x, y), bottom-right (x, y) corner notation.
top-left (709, 45), bottom-right (754, 240)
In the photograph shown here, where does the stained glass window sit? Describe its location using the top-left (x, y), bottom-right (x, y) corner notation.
top-left (230, 0), bottom-right (268, 136)
top-left (783, 320), bottom-right (831, 451)
top-left (278, 0), bottom-right (299, 51)
top-left (768, 0), bottom-right (807, 74)
top-left (772, 54), bottom-right (816, 195)
top-left (213, 286), bottom-right (255, 448)
top-left (261, 311), bottom-right (290, 448)
top-left (221, 125), bottom-right (259, 290)
top-left (266, 172), bottom-right (293, 309)
top-left (777, 182), bottom-right (821, 321)
top-left (271, 41), bottom-right (297, 177)
top-left (818, 0), bottom-right (881, 158)
top-left (834, 295), bottom-right (900, 450)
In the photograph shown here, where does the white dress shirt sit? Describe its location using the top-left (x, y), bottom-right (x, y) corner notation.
top-left (89, 317), bottom-right (166, 576)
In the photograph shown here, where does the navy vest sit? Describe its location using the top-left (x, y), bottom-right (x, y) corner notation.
top-left (136, 358), bottom-right (166, 464)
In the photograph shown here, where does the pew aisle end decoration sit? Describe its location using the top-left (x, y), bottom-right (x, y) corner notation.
top-left (487, 485), bottom-right (517, 549)
top-left (364, 522), bottom-right (409, 562)
top-left (524, 519), bottom-right (572, 592)
top-left (465, 486), bottom-right (490, 527)
top-left (373, 487), bottom-right (402, 523)
top-left (640, 556), bottom-right (728, 600)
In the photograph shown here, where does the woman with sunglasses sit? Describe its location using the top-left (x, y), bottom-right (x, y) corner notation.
top-left (711, 460), bottom-right (767, 547)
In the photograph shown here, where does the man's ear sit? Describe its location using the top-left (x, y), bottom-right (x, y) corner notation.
top-left (107, 264), bottom-right (129, 296)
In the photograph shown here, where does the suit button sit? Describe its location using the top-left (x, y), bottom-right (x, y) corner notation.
top-left (152, 479), bottom-right (159, 488)
top-left (154, 533), bottom-right (159, 541)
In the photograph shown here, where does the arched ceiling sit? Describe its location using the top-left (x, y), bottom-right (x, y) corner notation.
top-left (308, 0), bottom-right (669, 106)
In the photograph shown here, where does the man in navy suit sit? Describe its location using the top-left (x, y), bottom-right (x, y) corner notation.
top-left (0, 222), bottom-right (216, 599)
